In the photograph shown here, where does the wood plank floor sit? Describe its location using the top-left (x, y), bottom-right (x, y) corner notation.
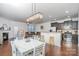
top-left (45, 43), bottom-right (78, 56)
top-left (0, 40), bottom-right (79, 56)
top-left (0, 41), bottom-right (12, 56)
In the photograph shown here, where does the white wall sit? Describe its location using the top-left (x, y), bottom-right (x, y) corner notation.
top-left (36, 17), bottom-right (78, 32)
top-left (78, 18), bottom-right (79, 46)
top-left (36, 22), bottom-right (50, 32)
top-left (0, 17), bottom-right (27, 39)
top-left (78, 16), bottom-right (79, 46)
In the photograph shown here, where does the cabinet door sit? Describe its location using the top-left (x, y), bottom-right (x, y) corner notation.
top-left (72, 21), bottom-right (78, 30)
top-left (54, 33), bottom-right (61, 47)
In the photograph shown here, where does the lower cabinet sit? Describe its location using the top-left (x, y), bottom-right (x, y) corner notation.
top-left (41, 32), bottom-right (61, 47)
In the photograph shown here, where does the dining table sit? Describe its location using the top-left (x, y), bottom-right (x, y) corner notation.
top-left (13, 38), bottom-right (45, 56)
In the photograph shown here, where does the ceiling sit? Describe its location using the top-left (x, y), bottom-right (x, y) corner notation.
top-left (0, 3), bottom-right (79, 24)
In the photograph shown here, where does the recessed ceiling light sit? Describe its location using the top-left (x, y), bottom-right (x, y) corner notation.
top-left (54, 19), bottom-right (56, 20)
top-left (7, 3), bottom-right (23, 7)
top-left (65, 11), bottom-right (69, 13)
top-left (67, 16), bottom-right (70, 18)
top-left (48, 16), bottom-right (52, 18)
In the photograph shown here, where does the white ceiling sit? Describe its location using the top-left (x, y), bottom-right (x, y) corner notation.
top-left (0, 3), bottom-right (79, 24)
top-left (0, 3), bottom-right (32, 22)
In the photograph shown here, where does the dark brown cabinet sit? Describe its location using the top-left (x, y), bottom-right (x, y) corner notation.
top-left (51, 20), bottom-right (78, 30)
top-left (72, 21), bottom-right (78, 30)
top-left (25, 32), bottom-right (41, 38)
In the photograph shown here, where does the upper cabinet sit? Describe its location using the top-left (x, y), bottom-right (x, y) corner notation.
top-left (51, 20), bottom-right (78, 30)
top-left (72, 21), bottom-right (78, 30)
top-left (64, 21), bottom-right (78, 30)
top-left (64, 20), bottom-right (72, 30)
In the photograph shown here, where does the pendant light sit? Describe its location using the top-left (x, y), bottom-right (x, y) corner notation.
top-left (26, 3), bottom-right (43, 23)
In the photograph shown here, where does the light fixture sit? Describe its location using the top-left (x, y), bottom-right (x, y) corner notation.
top-left (54, 19), bottom-right (56, 20)
top-left (67, 16), bottom-right (70, 18)
top-left (26, 3), bottom-right (43, 23)
top-left (48, 16), bottom-right (57, 21)
top-left (26, 12), bottom-right (43, 23)
top-left (10, 3), bottom-right (21, 7)
top-left (48, 16), bottom-right (52, 18)
top-left (65, 11), bottom-right (69, 13)
top-left (6, 2), bottom-right (24, 7)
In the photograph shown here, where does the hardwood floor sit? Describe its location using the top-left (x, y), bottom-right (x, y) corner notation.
top-left (45, 42), bottom-right (78, 56)
top-left (0, 41), bottom-right (12, 56)
top-left (0, 40), bottom-right (79, 56)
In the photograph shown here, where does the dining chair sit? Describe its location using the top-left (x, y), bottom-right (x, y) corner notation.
top-left (34, 44), bottom-right (45, 56)
top-left (17, 29), bottom-right (25, 40)
top-left (10, 41), bottom-right (16, 56)
top-left (23, 49), bottom-right (34, 56)
top-left (39, 35), bottom-right (45, 42)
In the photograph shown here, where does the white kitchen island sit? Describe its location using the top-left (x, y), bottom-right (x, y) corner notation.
top-left (41, 32), bottom-right (62, 47)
